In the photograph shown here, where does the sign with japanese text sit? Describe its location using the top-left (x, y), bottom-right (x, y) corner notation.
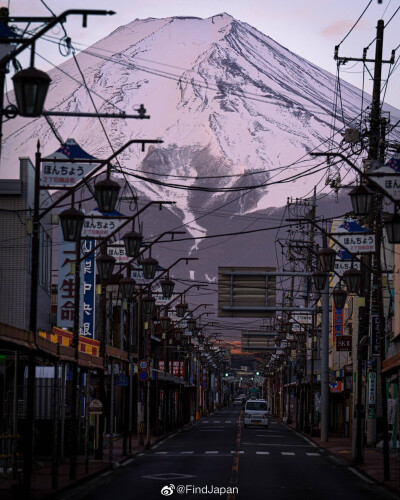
top-left (367, 153), bottom-right (400, 200)
top-left (42, 138), bottom-right (97, 187)
top-left (368, 372), bottom-right (377, 412)
top-left (336, 335), bottom-right (352, 352)
top-left (334, 259), bottom-right (361, 276)
top-left (57, 233), bottom-right (96, 338)
top-left (371, 315), bottom-right (380, 357)
top-left (332, 303), bottom-right (344, 343)
top-left (81, 210), bottom-right (125, 239)
top-left (107, 240), bottom-right (130, 263)
top-left (41, 161), bottom-right (89, 187)
top-left (57, 237), bottom-right (76, 329)
top-left (336, 232), bottom-right (375, 254)
top-left (334, 218), bottom-right (375, 254)
top-left (79, 239), bottom-right (95, 339)
top-left (130, 268), bottom-right (164, 285)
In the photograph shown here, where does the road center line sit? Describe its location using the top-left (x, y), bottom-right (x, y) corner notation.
top-left (227, 411), bottom-right (242, 500)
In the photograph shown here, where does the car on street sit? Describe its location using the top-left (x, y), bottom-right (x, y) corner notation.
top-left (243, 399), bottom-right (269, 428)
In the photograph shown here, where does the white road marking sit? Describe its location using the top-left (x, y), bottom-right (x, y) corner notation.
top-left (306, 453), bottom-right (320, 456)
top-left (348, 467), bottom-right (375, 484)
top-left (256, 435), bottom-right (285, 438)
top-left (242, 442), bottom-right (312, 447)
top-left (214, 420), bottom-right (220, 423)
top-left (230, 451), bottom-right (244, 454)
top-left (167, 434), bottom-right (177, 439)
top-left (281, 452), bottom-right (295, 456)
top-left (154, 451), bottom-right (168, 455)
top-left (121, 458), bottom-right (135, 466)
top-left (202, 420), bottom-right (209, 423)
top-left (205, 451), bottom-right (219, 454)
top-left (225, 420), bottom-right (232, 423)
top-left (180, 451), bottom-right (194, 454)
top-left (256, 451), bottom-right (270, 455)
top-left (137, 453), bottom-right (144, 456)
top-left (100, 471), bottom-right (113, 477)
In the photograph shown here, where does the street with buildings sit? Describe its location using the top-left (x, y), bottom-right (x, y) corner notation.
top-left (0, 3), bottom-right (400, 500)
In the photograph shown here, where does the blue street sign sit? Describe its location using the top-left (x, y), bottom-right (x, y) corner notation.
top-left (139, 371), bottom-right (149, 382)
top-left (115, 373), bottom-right (129, 387)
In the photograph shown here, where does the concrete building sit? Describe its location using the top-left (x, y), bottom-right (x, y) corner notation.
top-left (0, 156), bottom-right (53, 332)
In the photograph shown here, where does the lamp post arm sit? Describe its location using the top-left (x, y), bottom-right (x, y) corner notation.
top-left (310, 151), bottom-right (399, 206)
top-left (38, 139), bottom-right (163, 221)
top-left (75, 201), bottom-right (175, 265)
top-left (118, 231), bottom-right (186, 278)
top-left (0, 9), bottom-right (115, 67)
top-left (147, 257), bottom-right (199, 289)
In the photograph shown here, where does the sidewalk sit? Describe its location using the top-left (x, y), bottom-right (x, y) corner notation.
top-left (289, 423), bottom-right (400, 494)
top-left (0, 433), bottom-right (162, 500)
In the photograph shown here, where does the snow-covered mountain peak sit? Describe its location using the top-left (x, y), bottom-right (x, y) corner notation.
top-left (2, 13), bottom-right (400, 225)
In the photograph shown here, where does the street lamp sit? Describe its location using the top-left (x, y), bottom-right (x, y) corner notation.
top-left (142, 294), bottom-right (156, 315)
top-left (175, 302), bottom-right (188, 317)
top-left (96, 253), bottom-right (116, 281)
top-left (160, 314), bottom-right (171, 331)
top-left (332, 284), bottom-right (347, 309)
top-left (349, 184), bottom-right (374, 216)
top-left (312, 271), bottom-right (328, 291)
top-left (119, 276), bottom-right (136, 300)
top-left (59, 207), bottom-right (85, 242)
top-left (187, 318), bottom-right (197, 332)
top-left (383, 213), bottom-right (400, 244)
top-left (318, 247), bottom-right (336, 272)
top-left (123, 229), bottom-right (143, 257)
top-left (12, 67), bottom-right (51, 117)
top-left (94, 176), bottom-right (120, 213)
top-left (141, 256), bottom-right (158, 280)
top-left (160, 277), bottom-right (175, 299)
top-left (343, 268), bottom-right (362, 294)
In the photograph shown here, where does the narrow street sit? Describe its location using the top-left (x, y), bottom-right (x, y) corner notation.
top-left (55, 406), bottom-right (397, 500)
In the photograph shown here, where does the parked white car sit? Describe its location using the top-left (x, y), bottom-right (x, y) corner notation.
top-left (244, 399), bottom-right (269, 429)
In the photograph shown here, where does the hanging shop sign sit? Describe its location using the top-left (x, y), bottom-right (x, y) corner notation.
top-left (332, 218), bottom-right (375, 254)
top-left (367, 153), bottom-right (400, 200)
top-left (336, 335), bottom-right (352, 352)
top-left (42, 138), bottom-right (98, 187)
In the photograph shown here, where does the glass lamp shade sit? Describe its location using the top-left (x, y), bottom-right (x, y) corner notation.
top-left (160, 315), bottom-right (171, 331)
top-left (343, 268), bottom-right (362, 294)
top-left (142, 294), bottom-right (156, 315)
top-left (119, 276), bottom-right (136, 300)
top-left (318, 247), bottom-right (337, 272)
top-left (12, 67), bottom-right (51, 117)
top-left (187, 318), bottom-right (197, 332)
top-left (59, 207), bottom-right (85, 242)
top-left (312, 271), bottom-right (328, 291)
top-left (175, 303), bottom-right (188, 317)
top-left (96, 254), bottom-right (116, 281)
top-left (141, 257), bottom-right (158, 279)
top-left (384, 213), bottom-right (400, 244)
top-left (123, 230), bottom-right (142, 257)
top-left (349, 185), bottom-right (374, 216)
top-left (332, 287), bottom-right (347, 309)
top-left (94, 178), bottom-right (120, 213)
top-left (160, 278), bottom-right (175, 299)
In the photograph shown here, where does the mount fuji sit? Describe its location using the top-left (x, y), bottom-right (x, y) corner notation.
top-left (2, 13), bottom-right (400, 257)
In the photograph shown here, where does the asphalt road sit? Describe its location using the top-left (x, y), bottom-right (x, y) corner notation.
top-left (60, 405), bottom-right (398, 500)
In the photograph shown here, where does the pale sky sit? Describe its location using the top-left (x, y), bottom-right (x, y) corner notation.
top-left (4, 0), bottom-right (400, 109)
